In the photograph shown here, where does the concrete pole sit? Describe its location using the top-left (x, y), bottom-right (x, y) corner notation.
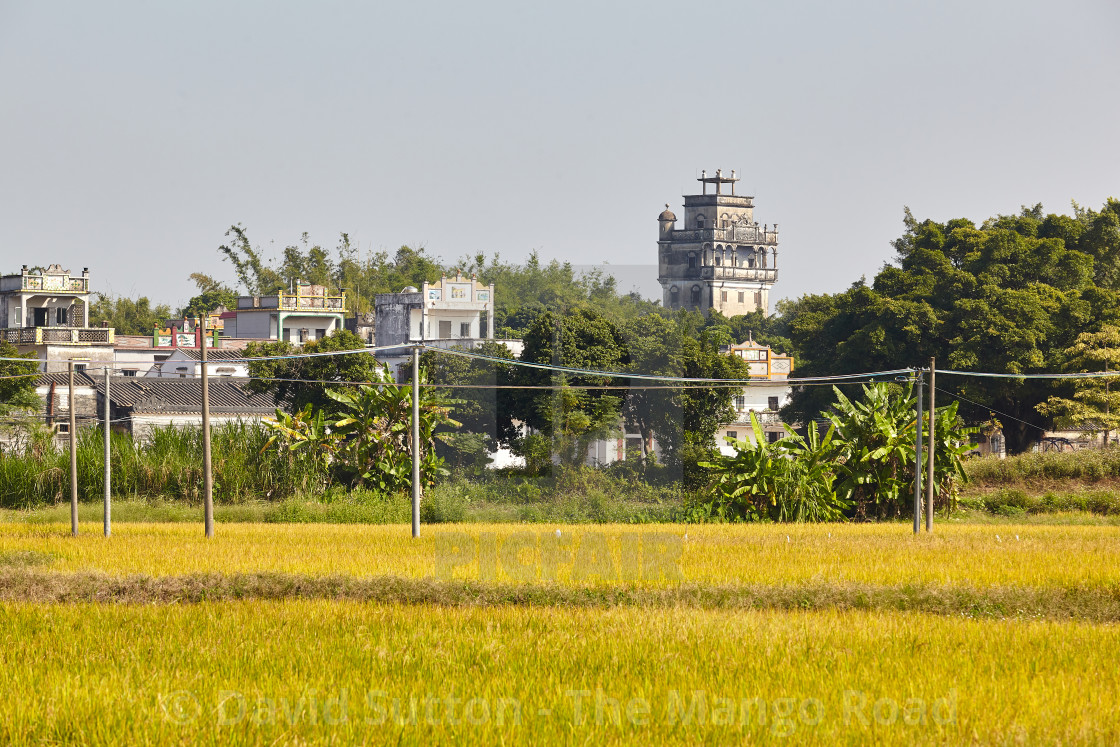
top-left (411, 345), bottom-right (421, 538)
top-left (104, 365), bottom-right (111, 538)
top-left (914, 370), bottom-right (923, 535)
top-left (201, 317), bottom-right (214, 538)
top-left (926, 358), bottom-right (936, 532)
top-left (69, 361), bottom-right (78, 537)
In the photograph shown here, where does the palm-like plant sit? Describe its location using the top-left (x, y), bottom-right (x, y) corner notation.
top-left (326, 366), bottom-right (461, 492)
top-left (827, 383), bottom-right (918, 519)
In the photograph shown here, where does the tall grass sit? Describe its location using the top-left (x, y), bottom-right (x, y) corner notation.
top-left (0, 423), bottom-right (329, 509)
top-left (966, 446), bottom-right (1120, 484)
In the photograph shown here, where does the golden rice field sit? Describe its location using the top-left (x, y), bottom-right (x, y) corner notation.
top-left (2, 520), bottom-right (1119, 744)
top-left (1, 601), bottom-right (1117, 744)
top-left (1, 521), bottom-right (1118, 588)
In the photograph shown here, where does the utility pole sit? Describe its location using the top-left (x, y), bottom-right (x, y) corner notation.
top-left (926, 357), bottom-right (936, 532)
top-left (914, 369), bottom-right (923, 535)
top-left (69, 361), bottom-right (78, 537)
top-left (201, 316), bottom-right (214, 538)
top-left (104, 364), bottom-right (111, 538)
top-left (411, 345), bottom-right (421, 538)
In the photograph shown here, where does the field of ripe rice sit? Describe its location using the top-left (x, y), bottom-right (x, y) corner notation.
top-left (0, 601), bottom-right (1117, 745)
top-left (2, 521), bottom-right (1119, 589)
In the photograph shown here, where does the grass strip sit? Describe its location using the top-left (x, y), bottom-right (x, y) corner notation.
top-left (3, 570), bottom-right (1119, 621)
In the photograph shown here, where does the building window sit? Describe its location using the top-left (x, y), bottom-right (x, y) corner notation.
top-left (74, 363), bottom-right (87, 372)
top-left (726, 431), bottom-right (738, 440)
top-left (734, 395), bottom-right (745, 409)
top-left (768, 396), bottom-right (780, 411)
top-left (299, 329), bottom-right (308, 343)
top-left (687, 254), bottom-right (696, 269)
top-left (56, 307), bottom-right (67, 325)
top-left (767, 431), bottom-right (780, 444)
top-left (56, 423), bottom-right (70, 435)
top-left (720, 291), bottom-right (727, 302)
top-left (691, 286), bottom-right (701, 306)
top-left (670, 287), bottom-right (679, 309)
top-left (122, 369), bottom-right (137, 377)
top-left (696, 215), bottom-right (705, 229)
top-left (316, 328), bottom-right (327, 340)
top-left (460, 322), bottom-right (471, 337)
top-left (738, 292), bottom-right (745, 303)
top-left (754, 291), bottom-right (763, 308)
top-left (439, 320), bottom-right (452, 338)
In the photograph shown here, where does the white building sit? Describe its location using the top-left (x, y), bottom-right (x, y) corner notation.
top-left (146, 348), bottom-right (251, 379)
top-left (224, 283), bottom-right (346, 346)
top-left (0, 264), bottom-right (115, 372)
top-left (374, 274), bottom-right (522, 380)
top-left (717, 338), bottom-right (795, 453)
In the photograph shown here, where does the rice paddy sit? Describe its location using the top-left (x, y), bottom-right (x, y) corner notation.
top-left (2, 520), bottom-right (1118, 744)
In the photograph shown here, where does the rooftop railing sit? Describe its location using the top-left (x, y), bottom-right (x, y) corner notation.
top-left (0, 327), bottom-right (114, 345)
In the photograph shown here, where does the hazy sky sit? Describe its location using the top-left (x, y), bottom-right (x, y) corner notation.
top-left (2, 1), bottom-right (1118, 311)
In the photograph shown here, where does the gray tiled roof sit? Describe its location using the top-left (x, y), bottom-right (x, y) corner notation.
top-left (94, 377), bottom-right (276, 415)
top-left (36, 371), bottom-right (98, 388)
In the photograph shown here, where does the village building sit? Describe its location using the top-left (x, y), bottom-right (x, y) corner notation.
top-left (223, 283), bottom-right (346, 346)
top-left (657, 170), bottom-right (779, 315)
top-left (146, 348), bottom-right (250, 379)
top-left (374, 274), bottom-right (522, 380)
top-left (0, 264), bottom-right (115, 372)
top-left (717, 338), bottom-right (795, 453)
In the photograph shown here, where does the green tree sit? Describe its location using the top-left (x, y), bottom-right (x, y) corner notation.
top-left (180, 272), bottom-right (238, 319)
top-left (1036, 325), bottom-right (1120, 444)
top-left (244, 329), bottom-right (379, 412)
top-left (88, 294), bottom-right (172, 335)
top-left (511, 305), bottom-right (627, 467)
top-left (325, 368), bottom-right (460, 491)
top-left (421, 341), bottom-right (517, 449)
top-left (0, 341), bottom-right (39, 412)
top-left (783, 202), bottom-right (1120, 453)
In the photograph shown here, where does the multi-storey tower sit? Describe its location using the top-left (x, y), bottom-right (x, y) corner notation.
top-left (657, 169), bottom-right (779, 315)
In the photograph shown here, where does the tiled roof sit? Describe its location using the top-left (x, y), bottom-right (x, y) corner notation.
top-left (36, 371), bottom-right (98, 388)
top-left (94, 377), bottom-right (276, 415)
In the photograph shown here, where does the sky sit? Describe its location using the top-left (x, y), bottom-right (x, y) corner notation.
top-left (1, 0), bottom-right (1118, 311)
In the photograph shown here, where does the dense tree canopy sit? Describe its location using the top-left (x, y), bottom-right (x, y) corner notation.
top-left (244, 329), bottom-right (379, 412)
top-left (778, 200), bottom-right (1120, 452)
top-left (89, 294), bottom-right (172, 336)
top-left (179, 273), bottom-right (238, 319)
top-left (0, 341), bottom-right (39, 412)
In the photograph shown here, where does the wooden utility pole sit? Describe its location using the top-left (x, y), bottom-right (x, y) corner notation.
top-left (104, 365), bottom-right (111, 538)
top-left (69, 361), bottom-right (78, 537)
top-left (200, 317), bottom-right (214, 538)
top-left (411, 345), bottom-right (421, 538)
top-left (926, 357), bottom-right (936, 532)
top-left (913, 370), bottom-right (923, 535)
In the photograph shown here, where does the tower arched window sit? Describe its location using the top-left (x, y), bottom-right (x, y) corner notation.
top-left (759, 249), bottom-right (767, 269)
top-left (669, 285), bottom-right (680, 309)
top-left (691, 285), bottom-right (702, 306)
top-left (696, 215), bottom-right (705, 229)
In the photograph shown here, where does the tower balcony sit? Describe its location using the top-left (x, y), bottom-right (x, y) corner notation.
top-left (668, 225), bottom-right (780, 245)
top-left (700, 266), bottom-right (778, 283)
